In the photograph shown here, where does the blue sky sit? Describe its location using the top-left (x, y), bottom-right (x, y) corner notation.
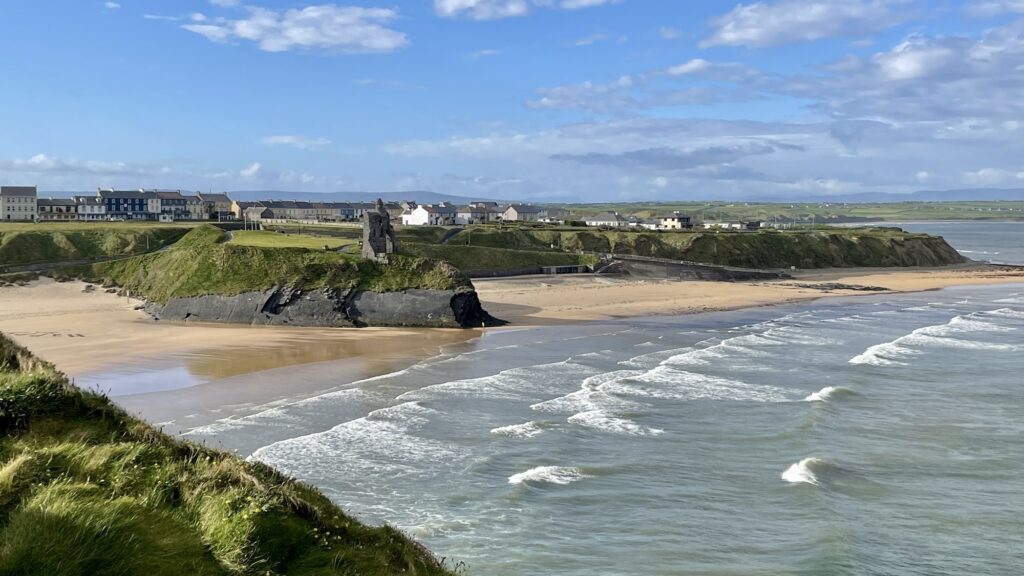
top-left (2, 0), bottom-right (1023, 200)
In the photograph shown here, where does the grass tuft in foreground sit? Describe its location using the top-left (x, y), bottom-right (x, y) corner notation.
top-left (0, 334), bottom-right (459, 576)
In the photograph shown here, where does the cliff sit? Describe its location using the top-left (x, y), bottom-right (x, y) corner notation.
top-left (440, 227), bottom-right (967, 269)
top-left (68, 226), bottom-right (502, 328)
top-left (0, 334), bottom-right (456, 575)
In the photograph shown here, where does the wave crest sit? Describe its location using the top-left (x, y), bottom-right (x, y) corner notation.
top-left (782, 457), bottom-right (831, 486)
top-left (508, 466), bottom-right (587, 486)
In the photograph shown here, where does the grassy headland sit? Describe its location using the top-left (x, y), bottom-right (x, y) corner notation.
top-left (69, 226), bottom-right (471, 304)
top-left (0, 225), bottom-right (190, 268)
top-left (402, 226), bottom-right (966, 269)
top-left (0, 333), bottom-right (456, 575)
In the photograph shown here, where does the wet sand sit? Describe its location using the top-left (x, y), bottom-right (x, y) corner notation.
top-left (0, 278), bottom-right (481, 395)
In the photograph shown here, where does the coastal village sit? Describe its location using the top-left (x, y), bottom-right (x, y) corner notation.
top-left (0, 185), bottom-right (767, 231)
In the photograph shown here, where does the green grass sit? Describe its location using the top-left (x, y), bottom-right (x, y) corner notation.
top-left (0, 226), bottom-right (190, 267)
top-left (228, 230), bottom-right (358, 250)
top-left (0, 334), bottom-right (458, 576)
top-left (403, 244), bottom-right (596, 273)
top-left (68, 226), bottom-right (470, 303)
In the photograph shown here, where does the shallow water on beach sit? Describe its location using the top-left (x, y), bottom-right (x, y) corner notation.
top-left (181, 280), bottom-right (1024, 576)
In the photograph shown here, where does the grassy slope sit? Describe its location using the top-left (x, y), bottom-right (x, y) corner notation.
top-left (0, 226), bottom-right (189, 267)
top-left (70, 226), bottom-right (471, 303)
top-left (0, 334), bottom-right (456, 576)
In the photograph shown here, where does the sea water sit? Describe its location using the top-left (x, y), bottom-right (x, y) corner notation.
top-left (185, 222), bottom-right (1023, 575)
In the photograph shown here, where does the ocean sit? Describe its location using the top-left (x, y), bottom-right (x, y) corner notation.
top-left (184, 222), bottom-right (1024, 576)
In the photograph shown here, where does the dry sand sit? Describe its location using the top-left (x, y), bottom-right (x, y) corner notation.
top-left (473, 264), bottom-right (1024, 325)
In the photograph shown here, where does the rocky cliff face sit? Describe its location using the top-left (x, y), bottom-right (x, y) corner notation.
top-left (145, 286), bottom-right (504, 328)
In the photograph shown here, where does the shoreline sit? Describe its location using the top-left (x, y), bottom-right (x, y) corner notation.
top-left (1, 265), bottom-right (1022, 428)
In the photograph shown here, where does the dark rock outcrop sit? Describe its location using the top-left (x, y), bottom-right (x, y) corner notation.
top-left (145, 286), bottom-right (504, 328)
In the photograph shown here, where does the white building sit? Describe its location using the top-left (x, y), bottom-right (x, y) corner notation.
top-left (658, 212), bottom-right (695, 230)
top-left (0, 186), bottom-right (37, 221)
top-left (584, 212), bottom-right (629, 227)
top-left (75, 196), bottom-right (106, 221)
top-left (402, 205), bottom-right (457, 226)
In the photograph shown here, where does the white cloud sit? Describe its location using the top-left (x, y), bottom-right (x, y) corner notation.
top-left (240, 162), bottom-right (262, 178)
top-left (104, 2), bottom-right (121, 9)
top-left (435, 0), bottom-right (618, 20)
top-left (182, 5), bottom-right (408, 54)
top-left (575, 33), bottom-right (608, 46)
top-left (962, 167), bottom-right (1019, 185)
top-left (0, 153), bottom-right (159, 177)
top-left (966, 0), bottom-right (1024, 16)
top-left (659, 26), bottom-right (682, 40)
top-left (210, 0), bottom-right (240, 6)
top-left (260, 135), bottom-right (332, 150)
top-left (701, 0), bottom-right (914, 48)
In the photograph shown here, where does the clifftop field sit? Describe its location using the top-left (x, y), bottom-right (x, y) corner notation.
top-left (67, 226), bottom-right (470, 304)
top-left (0, 334), bottom-right (457, 576)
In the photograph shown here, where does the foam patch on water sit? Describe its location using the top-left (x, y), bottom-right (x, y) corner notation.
top-left (490, 421), bottom-right (545, 439)
top-left (781, 457), bottom-right (830, 486)
top-left (508, 466), bottom-right (587, 486)
top-left (567, 410), bottom-right (664, 437)
top-left (184, 388), bottom-right (381, 437)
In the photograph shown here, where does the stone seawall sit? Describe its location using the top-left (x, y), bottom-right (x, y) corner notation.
top-left (145, 286), bottom-right (504, 328)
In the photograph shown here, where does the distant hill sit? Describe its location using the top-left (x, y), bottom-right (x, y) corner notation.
top-left (749, 188), bottom-right (1024, 203)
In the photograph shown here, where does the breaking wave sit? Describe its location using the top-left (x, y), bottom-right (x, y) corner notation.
top-left (803, 386), bottom-right (854, 403)
top-left (490, 421), bottom-right (545, 439)
top-left (781, 457), bottom-right (831, 486)
top-left (850, 311), bottom-right (1021, 366)
top-left (508, 466), bottom-right (588, 486)
top-left (567, 410), bottom-right (663, 437)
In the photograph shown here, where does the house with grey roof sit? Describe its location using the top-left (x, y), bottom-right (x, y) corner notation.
top-left (502, 204), bottom-right (541, 222)
top-left (584, 212), bottom-right (629, 228)
top-left (0, 186), bottom-right (38, 221)
top-left (37, 198), bottom-right (77, 221)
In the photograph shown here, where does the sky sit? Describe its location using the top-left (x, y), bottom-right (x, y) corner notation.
top-left (1, 0), bottom-right (1024, 201)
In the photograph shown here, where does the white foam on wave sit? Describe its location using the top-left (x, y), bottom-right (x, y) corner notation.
top-left (619, 348), bottom-right (690, 369)
top-left (490, 421), bottom-right (545, 439)
top-left (184, 388), bottom-right (381, 437)
top-left (986, 308), bottom-right (1024, 320)
top-left (530, 370), bottom-right (645, 414)
top-left (850, 310), bottom-right (1022, 366)
top-left (250, 400), bottom-right (457, 480)
top-left (803, 386), bottom-right (852, 402)
top-left (508, 466), bottom-right (587, 486)
top-left (782, 457), bottom-right (829, 486)
top-left (567, 410), bottom-right (664, 437)
top-left (398, 360), bottom-right (599, 403)
top-left (606, 366), bottom-right (790, 403)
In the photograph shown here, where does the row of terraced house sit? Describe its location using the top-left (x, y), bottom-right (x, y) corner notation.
top-left (0, 186), bottom-right (235, 222)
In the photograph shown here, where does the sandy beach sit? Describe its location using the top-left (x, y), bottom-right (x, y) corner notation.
top-left (1, 265), bottom-right (1022, 428)
top-left (0, 278), bottom-right (482, 387)
top-left (473, 264), bottom-right (1024, 324)
top-left (1, 265), bottom-right (1021, 377)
